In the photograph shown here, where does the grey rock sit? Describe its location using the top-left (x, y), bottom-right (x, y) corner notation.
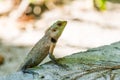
top-left (1, 41), bottom-right (120, 80)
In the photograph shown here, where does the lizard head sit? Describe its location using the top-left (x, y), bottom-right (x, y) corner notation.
top-left (45, 20), bottom-right (67, 42)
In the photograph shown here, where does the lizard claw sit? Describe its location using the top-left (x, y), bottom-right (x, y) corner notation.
top-left (22, 69), bottom-right (39, 75)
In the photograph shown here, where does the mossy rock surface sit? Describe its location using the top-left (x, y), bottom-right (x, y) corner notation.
top-left (1, 41), bottom-right (120, 80)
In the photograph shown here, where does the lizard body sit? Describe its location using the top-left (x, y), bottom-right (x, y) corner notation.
top-left (18, 21), bottom-right (67, 71)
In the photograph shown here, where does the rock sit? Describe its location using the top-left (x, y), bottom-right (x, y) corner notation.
top-left (0, 41), bottom-right (120, 80)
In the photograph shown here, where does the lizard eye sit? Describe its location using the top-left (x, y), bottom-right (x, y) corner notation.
top-left (52, 29), bottom-right (56, 32)
top-left (57, 22), bottom-right (62, 26)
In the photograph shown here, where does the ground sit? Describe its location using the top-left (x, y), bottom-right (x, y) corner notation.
top-left (0, 0), bottom-right (120, 76)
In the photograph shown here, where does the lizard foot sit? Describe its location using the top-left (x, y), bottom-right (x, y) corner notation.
top-left (49, 54), bottom-right (69, 70)
top-left (49, 53), bottom-right (57, 64)
top-left (22, 69), bottom-right (39, 75)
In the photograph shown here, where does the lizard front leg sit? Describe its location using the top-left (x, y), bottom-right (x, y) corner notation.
top-left (49, 41), bottom-right (69, 69)
top-left (49, 42), bottom-right (58, 64)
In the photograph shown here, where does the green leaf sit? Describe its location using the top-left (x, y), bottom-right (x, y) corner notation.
top-left (29, 0), bottom-right (36, 3)
top-left (94, 0), bottom-right (107, 11)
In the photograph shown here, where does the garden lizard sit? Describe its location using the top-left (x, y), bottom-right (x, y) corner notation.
top-left (18, 20), bottom-right (67, 72)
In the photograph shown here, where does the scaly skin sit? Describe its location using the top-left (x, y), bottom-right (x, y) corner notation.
top-left (18, 21), bottom-right (67, 71)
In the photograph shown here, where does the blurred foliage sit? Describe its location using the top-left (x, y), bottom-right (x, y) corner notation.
top-left (93, 0), bottom-right (107, 11)
top-left (0, 0), bottom-right (72, 17)
top-left (25, 0), bottom-right (73, 17)
top-left (29, 0), bottom-right (36, 3)
top-left (108, 0), bottom-right (120, 3)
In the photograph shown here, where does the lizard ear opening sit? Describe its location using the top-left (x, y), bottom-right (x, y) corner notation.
top-left (51, 38), bottom-right (57, 43)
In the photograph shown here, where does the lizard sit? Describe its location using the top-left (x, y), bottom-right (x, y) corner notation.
top-left (17, 20), bottom-right (67, 73)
